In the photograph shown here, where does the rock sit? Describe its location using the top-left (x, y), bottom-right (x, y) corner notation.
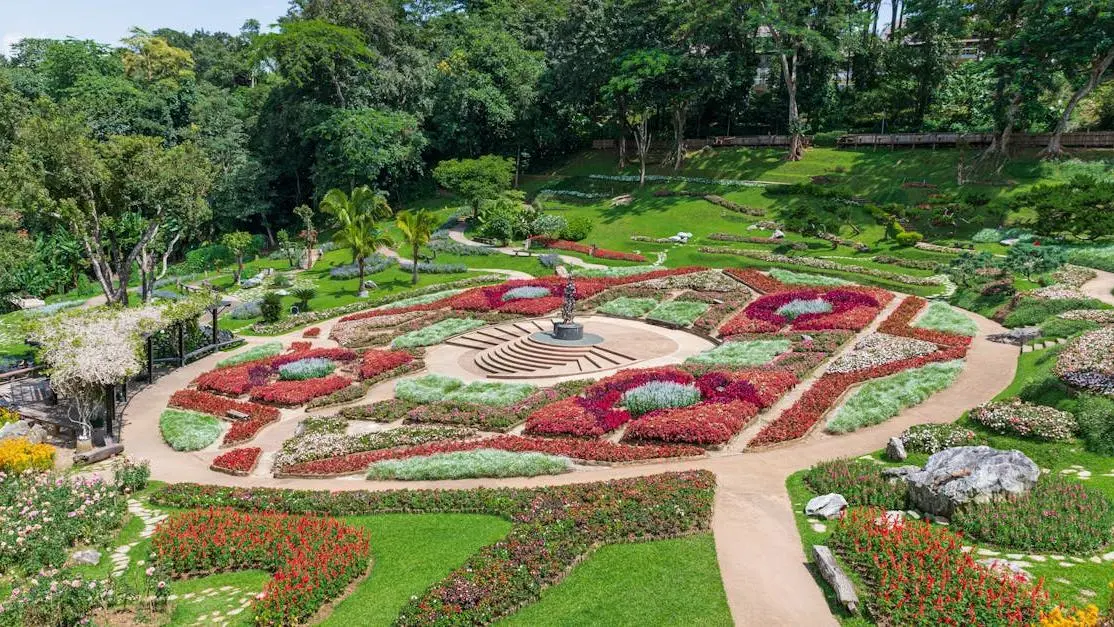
top-left (901, 446), bottom-right (1039, 517)
top-left (71, 549), bottom-right (101, 566)
top-left (978, 558), bottom-right (1032, 582)
top-left (885, 437), bottom-right (907, 461)
top-left (805, 493), bottom-right (848, 520)
top-left (813, 546), bottom-right (858, 612)
top-left (25, 424), bottom-right (47, 445)
top-left (881, 465), bottom-right (919, 480)
top-left (0, 420), bottom-right (31, 441)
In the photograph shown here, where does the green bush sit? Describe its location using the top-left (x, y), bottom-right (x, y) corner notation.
top-left (366, 449), bottom-right (571, 481)
top-left (159, 409), bottom-right (222, 451)
top-left (804, 459), bottom-right (907, 509)
top-left (113, 457), bottom-right (150, 493)
top-left (261, 292), bottom-right (284, 324)
top-left (1003, 297), bottom-right (1107, 327)
top-left (620, 381), bottom-right (701, 417)
top-left (811, 130), bottom-right (846, 147)
top-left (184, 244), bottom-right (234, 273)
top-left (952, 476), bottom-right (1114, 554)
top-left (395, 374), bottom-right (463, 404)
top-left (598, 297), bottom-right (659, 317)
top-left (895, 231), bottom-right (924, 246)
top-left (900, 423), bottom-right (979, 454)
top-left (1076, 394), bottom-right (1114, 455)
top-left (561, 215), bottom-right (594, 241)
top-left (1038, 317), bottom-right (1099, 340)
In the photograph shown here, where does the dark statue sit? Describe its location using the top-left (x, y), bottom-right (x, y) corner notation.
top-left (561, 275), bottom-right (576, 324)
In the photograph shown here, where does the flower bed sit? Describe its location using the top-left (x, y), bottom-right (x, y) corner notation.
top-left (685, 339), bottom-right (791, 368)
top-left (912, 301), bottom-right (979, 336)
top-left (216, 342), bottom-right (283, 368)
top-left (0, 472), bottom-right (125, 575)
top-left (273, 425), bottom-right (474, 470)
top-left (528, 237), bottom-right (647, 262)
top-left (390, 318), bottom-right (486, 348)
top-left (404, 390), bottom-right (559, 431)
top-left (194, 361), bottom-right (273, 396)
top-left (879, 296), bottom-right (972, 347)
top-left (396, 374), bottom-right (537, 407)
top-left (277, 357), bottom-right (337, 380)
top-left (279, 436), bottom-right (706, 476)
top-left (302, 327), bottom-right (321, 338)
top-left (210, 447), bottom-right (262, 476)
top-left (1055, 326), bottom-right (1114, 396)
top-left (722, 268), bottom-right (789, 294)
top-left (249, 375), bottom-right (352, 406)
top-left (160, 409), bottom-right (223, 451)
top-left (804, 459), bottom-right (908, 509)
top-left (825, 360), bottom-right (964, 434)
top-left (501, 286), bottom-right (552, 301)
top-left (269, 347), bottom-right (356, 368)
top-left (152, 509), bottom-right (371, 625)
top-left (645, 300), bottom-right (710, 327)
top-left (169, 389), bottom-right (280, 423)
top-left (622, 400), bottom-right (758, 445)
top-left (366, 449), bottom-right (572, 481)
top-left (0, 437), bottom-right (54, 473)
top-left (900, 423), bottom-right (979, 453)
top-left (720, 288), bottom-right (886, 335)
top-left (768, 268), bottom-right (851, 286)
top-left (952, 476), bottom-right (1114, 554)
top-left (826, 332), bottom-right (939, 374)
top-left (969, 398), bottom-right (1077, 441)
top-left (829, 507), bottom-right (1049, 625)
top-left (699, 247), bottom-right (945, 287)
top-left (598, 297), bottom-right (659, 318)
top-left (151, 471), bottom-right (713, 625)
top-left (358, 349), bottom-right (415, 380)
top-left (340, 399), bottom-right (417, 422)
top-left (620, 381), bottom-right (702, 416)
top-left (750, 345), bottom-right (967, 446)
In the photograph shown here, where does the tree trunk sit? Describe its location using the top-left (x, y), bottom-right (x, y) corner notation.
top-left (1043, 49), bottom-right (1114, 159)
top-left (411, 245), bottom-right (420, 285)
top-left (357, 258), bottom-right (367, 296)
top-left (235, 255), bottom-right (244, 283)
top-left (779, 51), bottom-right (804, 161)
top-left (671, 104), bottom-right (688, 171)
top-left (261, 214), bottom-right (275, 247)
top-left (618, 130), bottom-right (628, 168)
top-left (631, 116), bottom-right (652, 187)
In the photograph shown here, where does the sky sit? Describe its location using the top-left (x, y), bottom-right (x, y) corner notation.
top-left (0, 0), bottom-right (291, 56)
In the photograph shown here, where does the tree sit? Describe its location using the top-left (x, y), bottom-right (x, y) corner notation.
top-left (775, 199), bottom-right (852, 236)
top-left (1022, 176), bottom-right (1114, 241)
top-left (1004, 242), bottom-right (1066, 281)
top-left (432, 156), bottom-right (514, 218)
top-left (476, 191), bottom-right (534, 245)
top-left (276, 229), bottom-right (301, 268)
top-left (311, 108), bottom-right (427, 194)
top-left (253, 19), bottom-right (375, 108)
top-left (2, 108), bottom-right (212, 305)
top-left (332, 212), bottom-right (392, 296)
top-left (602, 49), bottom-right (670, 186)
top-left (293, 204), bottom-right (318, 268)
top-left (121, 28), bottom-right (196, 84)
top-left (221, 231), bottom-right (254, 283)
top-left (395, 209), bottom-right (439, 285)
top-left (319, 186), bottom-right (394, 263)
top-left (948, 251), bottom-right (997, 287)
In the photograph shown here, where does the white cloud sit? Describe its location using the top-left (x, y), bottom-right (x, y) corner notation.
top-left (1, 33), bottom-right (24, 57)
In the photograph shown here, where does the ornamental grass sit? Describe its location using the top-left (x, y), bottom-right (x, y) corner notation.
top-left (366, 449), bottom-right (571, 480)
top-left (159, 409), bottom-right (223, 451)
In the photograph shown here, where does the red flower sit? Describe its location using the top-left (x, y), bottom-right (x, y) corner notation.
top-left (358, 349), bottom-right (414, 380)
top-left (210, 447), bottom-right (262, 474)
top-left (302, 327), bottom-right (321, 338)
top-left (250, 375), bottom-right (352, 406)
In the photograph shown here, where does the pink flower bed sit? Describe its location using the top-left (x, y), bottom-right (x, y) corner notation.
top-left (249, 375), bottom-right (352, 406)
top-left (623, 400), bottom-right (758, 445)
top-left (194, 362), bottom-right (273, 396)
top-left (302, 327), bottom-right (321, 338)
top-left (169, 389), bottom-right (279, 422)
top-left (497, 296), bottom-right (564, 316)
top-left (359, 349), bottom-right (415, 380)
top-left (527, 237), bottom-right (647, 262)
top-left (719, 288), bottom-right (889, 336)
top-left (269, 347), bottom-right (357, 368)
top-left (279, 436), bottom-right (706, 476)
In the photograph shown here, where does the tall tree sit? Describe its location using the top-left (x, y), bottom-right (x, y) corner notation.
top-left (602, 49), bottom-right (671, 185)
top-left (332, 212), bottom-right (393, 296)
top-left (432, 155), bottom-right (514, 218)
top-left (395, 209), bottom-right (438, 285)
top-left (319, 185), bottom-right (393, 263)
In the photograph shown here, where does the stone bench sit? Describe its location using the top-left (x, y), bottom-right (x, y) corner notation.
top-left (226, 409), bottom-right (250, 421)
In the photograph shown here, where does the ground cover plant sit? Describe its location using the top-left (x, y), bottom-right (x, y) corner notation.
top-left (826, 332), bottom-right (939, 373)
top-left (803, 459), bottom-right (908, 509)
top-left (825, 360), bottom-right (964, 434)
top-left (365, 449), bottom-right (572, 480)
top-left (249, 375), bottom-right (352, 406)
top-left (598, 296), bottom-right (659, 318)
top-left (151, 471), bottom-right (714, 625)
top-left (0, 437), bottom-right (54, 473)
top-left (277, 357), bottom-right (337, 380)
top-left (767, 268), bottom-right (851, 286)
top-left (969, 398), bottom-right (1077, 441)
top-left (684, 339), bottom-right (791, 367)
top-left (1055, 326), bottom-right (1114, 396)
top-left (273, 425), bottom-right (475, 470)
top-left (210, 447), bottom-right (263, 475)
top-left (900, 423), bottom-right (980, 453)
top-left (404, 390), bottom-right (560, 431)
top-left (159, 409), bottom-right (223, 451)
top-left (912, 301), bottom-right (979, 336)
top-left (646, 300), bottom-right (710, 327)
top-left (216, 342), bottom-right (283, 368)
top-left (390, 318), bottom-right (486, 348)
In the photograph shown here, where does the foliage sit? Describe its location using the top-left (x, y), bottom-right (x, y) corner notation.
top-left (260, 292), bottom-right (283, 323)
top-left (274, 426), bottom-right (474, 470)
top-left (390, 318), bottom-right (486, 348)
top-left (620, 381), bottom-right (702, 417)
top-left (366, 449), bottom-right (571, 481)
top-left (0, 437), bottom-right (54, 473)
top-left (1020, 176), bottom-right (1114, 241)
top-left (432, 156), bottom-right (514, 216)
top-left (804, 459), bottom-right (907, 509)
top-left (1004, 297), bottom-right (1107, 328)
top-left (953, 476), bottom-right (1114, 554)
top-left (1077, 395), bottom-right (1114, 455)
top-left (646, 301), bottom-right (710, 326)
top-left (900, 423), bottom-right (979, 454)
top-left (396, 209), bottom-right (439, 285)
top-left (395, 374), bottom-right (536, 407)
top-left (1004, 243), bottom-right (1067, 281)
top-left (277, 357), bottom-right (337, 381)
top-left (826, 361), bottom-right (965, 433)
top-left (159, 409), bottom-right (222, 451)
top-left (561, 215), bottom-right (594, 242)
top-left (685, 340), bottom-right (790, 367)
top-left (112, 457), bottom-right (150, 493)
top-left (598, 296), bottom-right (659, 317)
top-left (216, 342), bottom-right (282, 368)
top-left (767, 268), bottom-right (850, 286)
top-left (969, 399), bottom-right (1077, 441)
top-left (1055, 326), bottom-right (1114, 395)
top-left (913, 302), bottom-right (979, 336)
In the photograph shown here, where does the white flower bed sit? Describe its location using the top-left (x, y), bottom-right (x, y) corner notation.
top-left (1031, 286), bottom-right (1089, 301)
top-left (969, 399), bottom-right (1076, 441)
top-left (1052, 265), bottom-right (1097, 288)
top-left (1059, 309), bottom-right (1114, 323)
top-left (1055, 327), bottom-right (1114, 395)
top-left (827, 333), bottom-right (939, 374)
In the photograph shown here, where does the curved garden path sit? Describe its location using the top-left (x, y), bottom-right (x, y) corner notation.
top-left (117, 303), bottom-right (1015, 625)
top-left (375, 244), bottom-right (535, 280)
top-left (445, 223), bottom-right (610, 270)
top-left (1080, 268), bottom-right (1114, 306)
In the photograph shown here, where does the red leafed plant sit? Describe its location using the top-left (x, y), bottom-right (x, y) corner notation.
top-left (358, 349), bottom-right (414, 380)
top-left (829, 507), bottom-right (1049, 625)
top-left (527, 237), bottom-right (647, 262)
top-left (623, 400), bottom-right (758, 445)
top-left (249, 375), bottom-right (352, 406)
top-left (722, 268), bottom-right (791, 294)
top-left (524, 397), bottom-right (631, 438)
top-left (269, 347), bottom-right (357, 368)
top-left (880, 296), bottom-right (972, 347)
top-left (302, 327), bottom-right (321, 338)
top-left (152, 509), bottom-right (371, 625)
top-left (170, 389), bottom-right (279, 422)
top-left (210, 447), bottom-right (261, 475)
top-left (193, 362), bottom-right (273, 396)
top-left (223, 414), bottom-right (280, 447)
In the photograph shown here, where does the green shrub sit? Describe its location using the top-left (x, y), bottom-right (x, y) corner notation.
top-left (598, 297), bottom-right (659, 317)
top-left (1038, 317), bottom-right (1099, 340)
top-left (1068, 245), bottom-right (1114, 273)
top-left (159, 409), bottom-right (222, 451)
top-left (216, 342), bottom-right (283, 368)
top-left (895, 231), bottom-right (924, 246)
top-left (561, 215), bottom-right (594, 241)
top-left (113, 457), bottom-right (150, 493)
top-left (811, 130), bottom-right (846, 147)
top-left (184, 244), bottom-right (234, 273)
top-left (1003, 297), bottom-right (1107, 327)
top-left (826, 361), bottom-right (964, 434)
top-left (952, 476), bottom-right (1114, 554)
top-left (647, 301), bottom-right (710, 326)
top-left (913, 302), bottom-right (979, 336)
top-left (1076, 394), bottom-right (1114, 455)
top-left (366, 449), bottom-right (571, 481)
top-left (804, 459), bottom-right (907, 509)
top-left (261, 292), bottom-right (284, 324)
top-left (685, 340), bottom-right (790, 367)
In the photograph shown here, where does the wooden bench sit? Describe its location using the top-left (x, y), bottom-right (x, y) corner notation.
top-left (17, 406), bottom-right (78, 437)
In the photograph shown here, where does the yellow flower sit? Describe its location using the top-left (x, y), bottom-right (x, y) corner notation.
top-left (0, 437), bottom-right (55, 473)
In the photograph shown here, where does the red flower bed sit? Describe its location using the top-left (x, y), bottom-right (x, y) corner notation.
top-left (249, 375), bottom-right (352, 406)
top-left (289, 341), bottom-right (312, 352)
top-left (210, 447), bottom-right (261, 476)
top-left (719, 288), bottom-right (888, 336)
top-left (223, 414), bottom-right (280, 447)
top-left (750, 345), bottom-right (968, 446)
top-left (194, 362), bottom-right (273, 396)
top-left (497, 296), bottom-right (564, 316)
top-left (830, 508), bottom-right (1049, 625)
top-left (524, 397), bottom-right (631, 438)
top-left (722, 268), bottom-right (790, 294)
top-left (302, 327), bottom-right (321, 338)
top-left (338, 300), bottom-right (451, 324)
top-left (528, 237), bottom-right (647, 262)
top-left (358, 349), bottom-right (414, 380)
top-left (623, 400), bottom-right (758, 445)
top-left (269, 347), bottom-right (357, 368)
top-left (697, 369), bottom-right (798, 407)
top-left (169, 389), bottom-right (279, 422)
top-left (152, 509), bottom-right (371, 625)
top-left (880, 296), bottom-right (973, 347)
top-left (280, 436), bottom-right (706, 476)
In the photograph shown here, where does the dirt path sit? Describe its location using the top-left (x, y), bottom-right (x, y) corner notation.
top-left (1080, 268), bottom-right (1114, 306)
top-left (115, 293), bottom-right (1014, 624)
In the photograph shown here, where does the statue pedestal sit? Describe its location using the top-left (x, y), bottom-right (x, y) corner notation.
top-left (552, 321), bottom-right (584, 341)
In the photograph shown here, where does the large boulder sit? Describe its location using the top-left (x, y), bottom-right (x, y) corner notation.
top-left (805, 493), bottom-right (848, 520)
top-left (70, 549), bottom-right (101, 566)
top-left (0, 420), bottom-right (48, 444)
top-left (885, 436), bottom-right (907, 461)
top-left (902, 446), bottom-right (1039, 516)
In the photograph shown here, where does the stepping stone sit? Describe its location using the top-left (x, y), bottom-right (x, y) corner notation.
top-left (1103, 551), bottom-right (1114, 561)
top-left (1070, 556), bottom-right (1085, 563)
top-left (1059, 562), bottom-right (1075, 568)
top-left (1006, 553), bottom-right (1023, 560)
top-left (227, 609), bottom-right (243, 616)
top-left (977, 549), bottom-right (999, 556)
top-left (1090, 556), bottom-right (1103, 564)
top-left (1056, 578), bottom-right (1072, 585)
top-left (183, 592), bottom-right (195, 599)
top-left (1051, 555), bottom-right (1066, 560)
top-left (1029, 555), bottom-right (1047, 562)
top-left (1081, 589), bottom-right (1097, 598)
top-left (811, 522), bottom-right (827, 533)
top-left (1061, 468), bottom-right (1078, 474)
top-left (961, 546), bottom-right (973, 553)
top-left (1079, 470), bottom-right (1092, 478)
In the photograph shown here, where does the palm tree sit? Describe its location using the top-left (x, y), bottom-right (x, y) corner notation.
top-left (332, 212), bottom-right (393, 297)
top-left (320, 186), bottom-right (393, 264)
top-left (395, 209), bottom-right (438, 285)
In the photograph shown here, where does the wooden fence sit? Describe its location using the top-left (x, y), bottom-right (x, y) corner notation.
top-left (590, 132), bottom-right (1114, 151)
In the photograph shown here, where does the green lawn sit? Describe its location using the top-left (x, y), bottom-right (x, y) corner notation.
top-left (501, 534), bottom-right (732, 627)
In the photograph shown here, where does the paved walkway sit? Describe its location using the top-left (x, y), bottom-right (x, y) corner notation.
top-left (115, 286), bottom-right (1015, 624)
top-left (1080, 268), bottom-right (1114, 306)
top-left (445, 223), bottom-right (610, 270)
